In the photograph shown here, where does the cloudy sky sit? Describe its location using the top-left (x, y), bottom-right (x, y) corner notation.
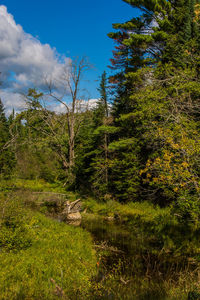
top-left (0, 0), bottom-right (138, 115)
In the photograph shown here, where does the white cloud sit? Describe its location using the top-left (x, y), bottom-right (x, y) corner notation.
top-left (53, 98), bottom-right (99, 114)
top-left (85, 98), bottom-right (99, 109)
top-left (0, 5), bottom-right (70, 114)
top-left (0, 91), bottom-right (25, 115)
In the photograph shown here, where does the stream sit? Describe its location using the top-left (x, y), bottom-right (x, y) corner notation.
top-left (79, 215), bottom-right (170, 300)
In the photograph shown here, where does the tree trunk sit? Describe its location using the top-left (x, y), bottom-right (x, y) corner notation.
top-left (69, 115), bottom-right (75, 169)
top-left (105, 132), bottom-right (108, 186)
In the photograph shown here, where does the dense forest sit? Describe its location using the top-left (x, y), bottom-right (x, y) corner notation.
top-left (2, 0), bottom-right (200, 299)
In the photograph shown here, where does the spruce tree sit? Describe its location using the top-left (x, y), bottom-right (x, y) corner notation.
top-left (89, 72), bottom-right (112, 198)
top-left (0, 99), bottom-right (14, 176)
top-left (98, 71), bottom-right (109, 118)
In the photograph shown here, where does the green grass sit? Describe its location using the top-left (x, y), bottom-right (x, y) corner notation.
top-left (82, 197), bottom-right (170, 222)
top-left (0, 178), bottom-right (74, 194)
top-left (0, 193), bottom-right (97, 299)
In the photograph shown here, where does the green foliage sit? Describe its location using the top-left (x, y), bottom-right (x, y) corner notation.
top-left (15, 143), bottom-right (64, 182)
top-left (108, 139), bottom-right (141, 201)
top-left (93, 125), bottom-right (119, 135)
top-left (134, 65), bottom-right (200, 218)
top-left (104, 0), bottom-right (200, 211)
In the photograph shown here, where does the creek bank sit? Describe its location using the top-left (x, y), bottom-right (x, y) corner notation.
top-left (4, 181), bottom-right (200, 299)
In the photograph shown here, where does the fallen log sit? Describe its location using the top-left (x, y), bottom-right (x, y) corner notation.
top-left (32, 192), bottom-right (67, 196)
top-left (94, 243), bottom-right (124, 254)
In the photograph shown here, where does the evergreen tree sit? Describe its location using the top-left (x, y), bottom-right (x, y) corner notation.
top-left (84, 72), bottom-right (113, 198)
top-left (0, 99), bottom-right (14, 176)
top-left (98, 71), bottom-right (109, 118)
top-left (107, 0), bottom-right (200, 207)
top-left (93, 71), bottom-right (109, 126)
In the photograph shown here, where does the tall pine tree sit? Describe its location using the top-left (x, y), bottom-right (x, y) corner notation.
top-left (0, 99), bottom-right (14, 176)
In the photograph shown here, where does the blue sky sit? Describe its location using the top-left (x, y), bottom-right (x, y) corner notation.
top-left (0, 1), bottom-right (139, 113)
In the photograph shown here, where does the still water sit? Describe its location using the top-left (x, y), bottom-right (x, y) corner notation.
top-left (80, 215), bottom-right (171, 300)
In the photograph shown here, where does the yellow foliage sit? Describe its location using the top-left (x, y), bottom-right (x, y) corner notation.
top-left (153, 177), bottom-right (159, 183)
top-left (194, 4), bottom-right (200, 23)
top-left (182, 162), bottom-right (189, 168)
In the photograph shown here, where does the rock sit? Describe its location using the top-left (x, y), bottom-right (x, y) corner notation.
top-left (66, 219), bottom-right (81, 226)
top-left (66, 211), bottom-right (82, 221)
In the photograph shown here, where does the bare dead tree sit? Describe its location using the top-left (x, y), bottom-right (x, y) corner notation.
top-left (46, 57), bottom-right (91, 171)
